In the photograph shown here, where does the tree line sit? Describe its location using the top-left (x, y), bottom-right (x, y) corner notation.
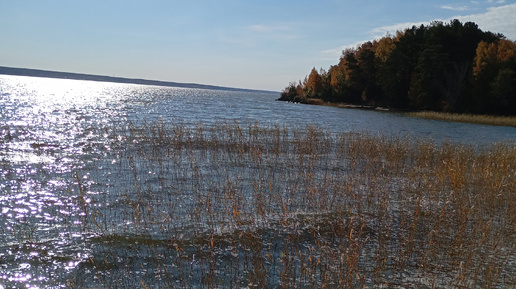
top-left (279, 20), bottom-right (516, 115)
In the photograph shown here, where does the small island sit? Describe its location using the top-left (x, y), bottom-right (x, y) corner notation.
top-left (279, 20), bottom-right (516, 119)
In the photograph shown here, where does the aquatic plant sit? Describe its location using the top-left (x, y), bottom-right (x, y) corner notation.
top-left (1, 121), bottom-right (515, 288)
top-left (73, 121), bottom-right (516, 288)
top-left (408, 111), bottom-right (516, 127)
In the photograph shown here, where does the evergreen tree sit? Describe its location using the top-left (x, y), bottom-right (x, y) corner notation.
top-left (279, 20), bottom-right (513, 115)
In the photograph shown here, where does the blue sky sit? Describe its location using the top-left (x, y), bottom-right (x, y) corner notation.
top-left (1, 1), bottom-right (516, 91)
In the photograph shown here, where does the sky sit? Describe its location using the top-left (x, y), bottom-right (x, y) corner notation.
top-left (1, 1), bottom-right (516, 91)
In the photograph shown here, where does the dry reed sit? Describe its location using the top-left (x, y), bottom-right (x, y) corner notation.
top-left (67, 121), bottom-right (516, 288)
top-left (409, 111), bottom-right (516, 127)
top-left (4, 120), bottom-right (514, 288)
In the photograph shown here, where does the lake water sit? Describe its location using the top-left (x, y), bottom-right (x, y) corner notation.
top-left (2, 75), bottom-right (515, 147)
top-left (1, 75), bottom-right (515, 288)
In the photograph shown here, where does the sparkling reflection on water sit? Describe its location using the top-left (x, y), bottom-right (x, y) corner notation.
top-left (1, 75), bottom-right (516, 287)
top-left (0, 76), bottom-right (132, 287)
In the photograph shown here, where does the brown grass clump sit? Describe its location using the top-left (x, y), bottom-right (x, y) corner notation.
top-left (50, 122), bottom-right (516, 287)
top-left (305, 98), bottom-right (326, 105)
top-left (409, 111), bottom-right (516, 127)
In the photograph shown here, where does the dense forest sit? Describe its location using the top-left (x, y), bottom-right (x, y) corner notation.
top-left (279, 20), bottom-right (516, 115)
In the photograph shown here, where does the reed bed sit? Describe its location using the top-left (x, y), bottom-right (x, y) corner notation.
top-left (61, 120), bottom-right (515, 288)
top-left (3, 121), bottom-right (514, 288)
top-left (408, 111), bottom-right (516, 127)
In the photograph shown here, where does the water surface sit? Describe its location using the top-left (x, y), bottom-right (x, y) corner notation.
top-left (1, 75), bottom-right (515, 288)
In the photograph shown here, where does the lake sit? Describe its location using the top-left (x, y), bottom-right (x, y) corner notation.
top-left (2, 75), bottom-right (515, 146)
top-left (1, 75), bottom-right (515, 288)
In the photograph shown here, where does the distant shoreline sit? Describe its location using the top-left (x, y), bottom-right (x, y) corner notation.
top-left (0, 66), bottom-right (278, 94)
top-left (286, 97), bottom-right (516, 127)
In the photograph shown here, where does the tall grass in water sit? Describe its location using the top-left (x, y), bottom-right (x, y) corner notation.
top-left (408, 111), bottom-right (516, 127)
top-left (71, 121), bottom-right (515, 288)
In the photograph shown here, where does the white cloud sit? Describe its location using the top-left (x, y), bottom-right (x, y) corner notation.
top-left (370, 21), bottom-right (427, 37)
top-left (441, 5), bottom-right (471, 11)
top-left (459, 3), bottom-right (516, 39)
top-left (321, 41), bottom-right (365, 59)
top-left (371, 3), bottom-right (516, 40)
top-left (323, 3), bottom-right (516, 61)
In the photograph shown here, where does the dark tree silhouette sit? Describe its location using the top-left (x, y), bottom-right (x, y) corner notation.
top-left (280, 20), bottom-right (516, 115)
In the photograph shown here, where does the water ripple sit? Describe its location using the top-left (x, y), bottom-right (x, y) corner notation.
top-left (1, 75), bottom-right (515, 287)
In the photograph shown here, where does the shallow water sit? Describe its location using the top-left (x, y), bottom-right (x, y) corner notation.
top-left (1, 75), bottom-right (515, 288)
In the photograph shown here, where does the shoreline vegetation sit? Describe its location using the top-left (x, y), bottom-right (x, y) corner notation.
top-left (4, 120), bottom-right (511, 288)
top-left (76, 121), bottom-right (515, 287)
top-left (279, 19), bottom-right (516, 117)
top-left (288, 97), bottom-right (516, 127)
top-left (409, 110), bottom-right (516, 127)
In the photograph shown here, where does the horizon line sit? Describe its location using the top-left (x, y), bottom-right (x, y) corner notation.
top-left (0, 65), bottom-right (279, 94)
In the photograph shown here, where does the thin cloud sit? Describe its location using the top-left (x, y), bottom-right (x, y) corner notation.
top-left (245, 23), bottom-right (306, 42)
top-left (321, 41), bottom-right (371, 59)
top-left (246, 24), bottom-right (301, 40)
top-left (441, 5), bottom-right (471, 11)
top-left (247, 24), bottom-right (289, 33)
top-left (459, 3), bottom-right (516, 38)
top-left (326, 3), bottom-right (516, 60)
top-left (372, 3), bottom-right (516, 39)
top-left (224, 23), bottom-right (303, 48)
top-left (371, 21), bottom-right (427, 37)
top-left (248, 25), bottom-right (270, 32)
top-left (321, 47), bottom-right (346, 57)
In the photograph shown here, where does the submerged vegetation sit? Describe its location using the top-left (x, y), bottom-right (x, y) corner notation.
top-left (3, 121), bottom-right (513, 287)
top-left (280, 20), bottom-right (516, 116)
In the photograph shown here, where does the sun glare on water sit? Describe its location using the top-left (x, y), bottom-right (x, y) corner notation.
top-left (0, 75), bottom-right (131, 286)
top-left (0, 75), bottom-right (131, 166)
top-left (2, 75), bottom-right (122, 107)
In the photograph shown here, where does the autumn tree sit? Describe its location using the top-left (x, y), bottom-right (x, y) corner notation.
top-left (305, 67), bottom-right (323, 97)
top-left (279, 19), bottom-right (514, 115)
top-left (374, 34), bottom-right (398, 63)
top-left (473, 39), bottom-right (516, 113)
top-left (328, 62), bottom-right (351, 103)
top-left (279, 81), bottom-right (299, 101)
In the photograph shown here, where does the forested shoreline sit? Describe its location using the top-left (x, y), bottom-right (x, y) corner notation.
top-left (279, 20), bottom-right (516, 115)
